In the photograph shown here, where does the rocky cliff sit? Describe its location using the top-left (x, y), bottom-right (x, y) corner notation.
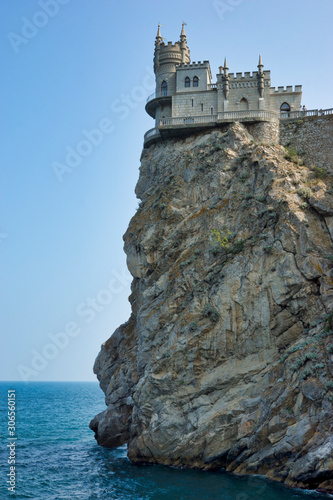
top-left (90, 123), bottom-right (333, 493)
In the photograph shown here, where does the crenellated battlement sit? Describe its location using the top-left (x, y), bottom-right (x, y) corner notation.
top-left (176, 60), bottom-right (212, 81)
top-left (159, 41), bottom-right (181, 49)
top-left (270, 85), bottom-right (302, 93)
top-left (228, 70), bottom-right (271, 79)
top-left (177, 60), bottom-right (210, 68)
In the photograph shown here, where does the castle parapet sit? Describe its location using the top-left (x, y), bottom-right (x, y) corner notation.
top-left (227, 70), bottom-right (271, 79)
top-left (270, 85), bottom-right (302, 93)
top-left (177, 60), bottom-right (210, 68)
top-left (176, 60), bottom-right (212, 91)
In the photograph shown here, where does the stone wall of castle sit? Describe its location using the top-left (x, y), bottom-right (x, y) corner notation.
top-left (280, 115), bottom-right (333, 173)
top-left (270, 86), bottom-right (303, 113)
top-left (176, 62), bottom-right (212, 92)
top-left (246, 121), bottom-right (280, 144)
top-left (167, 77), bottom-right (302, 118)
top-left (172, 91), bottom-right (218, 118)
top-left (223, 72), bottom-right (271, 111)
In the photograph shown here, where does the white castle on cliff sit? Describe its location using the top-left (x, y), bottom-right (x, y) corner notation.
top-left (144, 24), bottom-right (302, 147)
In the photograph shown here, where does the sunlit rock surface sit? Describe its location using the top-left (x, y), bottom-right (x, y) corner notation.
top-left (90, 124), bottom-right (333, 493)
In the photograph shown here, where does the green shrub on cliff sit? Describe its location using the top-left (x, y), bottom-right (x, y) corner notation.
top-left (297, 187), bottom-right (313, 199)
top-left (312, 166), bottom-right (328, 179)
top-left (284, 146), bottom-right (302, 165)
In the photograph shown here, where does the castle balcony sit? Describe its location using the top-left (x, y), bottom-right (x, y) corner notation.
top-left (145, 91), bottom-right (173, 118)
top-left (279, 108), bottom-right (333, 120)
top-left (143, 127), bottom-right (162, 148)
top-left (159, 109), bottom-right (279, 129)
top-left (160, 114), bottom-right (218, 128)
top-left (217, 110), bottom-right (279, 122)
top-left (143, 108), bottom-right (333, 148)
top-left (143, 109), bottom-right (279, 147)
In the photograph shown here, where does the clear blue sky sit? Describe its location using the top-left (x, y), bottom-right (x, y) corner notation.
top-left (1, 0), bottom-right (332, 381)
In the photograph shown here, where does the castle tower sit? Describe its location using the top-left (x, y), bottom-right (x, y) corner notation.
top-left (146, 24), bottom-right (191, 125)
top-left (152, 24), bottom-right (190, 93)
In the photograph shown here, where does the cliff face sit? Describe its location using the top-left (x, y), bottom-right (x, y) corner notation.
top-left (90, 123), bottom-right (333, 493)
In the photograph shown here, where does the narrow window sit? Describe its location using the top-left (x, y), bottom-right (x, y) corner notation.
top-left (211, 107), bottom-right (214, 115)
top-left (201, 103), bottom-right (203, 112)
top-left (161, 80), bottom-right (167, 96)
top-left (191, 98), bottom-right (194, 107)
top-left (239, 98), bottom-right (249, 110)
top-left (280, 102), bottom-right (290, 116)
top-left (185, 77), bottom-right (190, 88)
top-left (193, 76), bottom-right (199, 87)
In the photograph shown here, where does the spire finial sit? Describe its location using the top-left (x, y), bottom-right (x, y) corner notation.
top-left (257, 54), bottom-right (264, 76)
top-left (156, 24), bottom-right (162, 41)
top-left (180, 22), bottom-right (187, 39)
top-left (223, 57), bottom-right (229, 77)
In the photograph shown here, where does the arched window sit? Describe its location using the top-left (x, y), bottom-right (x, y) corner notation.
top-left (161, 81), bottom-right (167, 96)
top-left (280, 102), bottom-right (290, 116)
top-left (239, 98), bottom-right (249, 110)
top-left (193, 76), bottom-right (199, 87)
top-left (185, 77), bottom-right (190, 88)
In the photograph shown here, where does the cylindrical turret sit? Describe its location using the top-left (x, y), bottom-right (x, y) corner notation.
top-left (147, 25), bottom-right (191, 124)
top-left (153, 24), bottom-right (190, 95)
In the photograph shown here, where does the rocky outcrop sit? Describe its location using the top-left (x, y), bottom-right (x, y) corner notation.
top-left (90, 123), bottom-right (333, 493)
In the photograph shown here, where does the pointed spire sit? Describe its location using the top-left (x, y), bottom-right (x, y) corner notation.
top-left (258, 53), bottom-right (263, 73)
top-left (223, 57), bottom-right (229, 77)
top-left (180, 22), bottom-right (187, 40)
top-left (156, 24), bottom-right (162, 43)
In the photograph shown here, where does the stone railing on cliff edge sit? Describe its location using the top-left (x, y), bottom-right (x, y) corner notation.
top-left (144, 108), bottom-right (333, 148)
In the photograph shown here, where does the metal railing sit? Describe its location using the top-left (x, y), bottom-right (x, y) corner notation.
top-left (146, 91), bottom-right (173, 105)
top-left (280, 108), bottom-right (333, 119)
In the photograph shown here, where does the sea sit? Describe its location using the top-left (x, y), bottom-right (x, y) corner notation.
top-left (0, 382), bottom-right (331, 500)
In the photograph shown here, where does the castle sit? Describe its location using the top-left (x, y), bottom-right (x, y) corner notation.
top-left (144, 24), bottom-right (302, 147)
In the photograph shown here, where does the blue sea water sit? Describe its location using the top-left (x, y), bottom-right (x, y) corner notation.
top-left (0, 382), bottom-right (331, 500)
